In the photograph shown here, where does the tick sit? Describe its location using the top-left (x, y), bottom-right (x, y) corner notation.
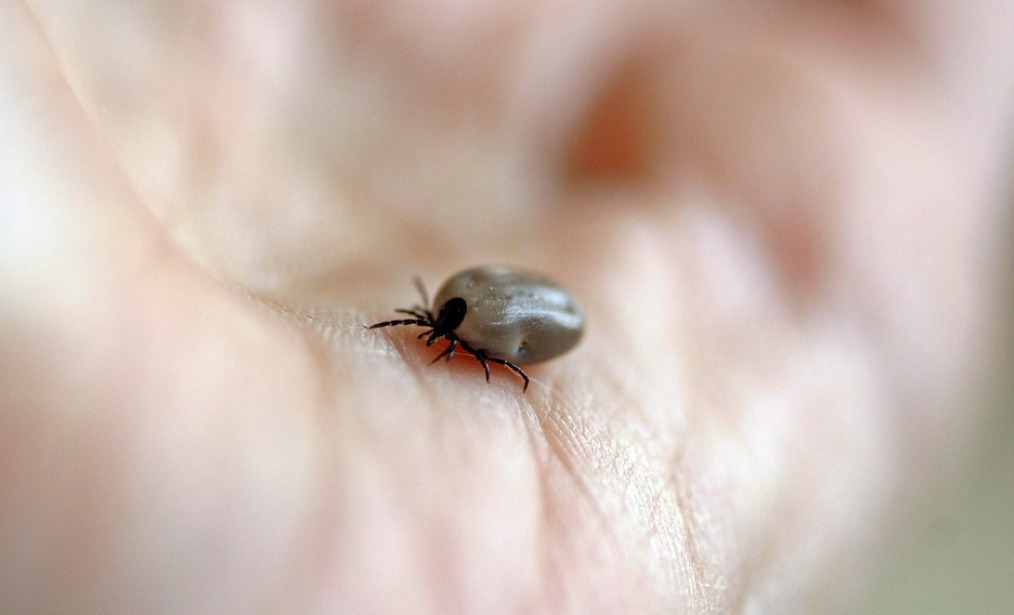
top-left (367, 266), bottom-right (584, 391)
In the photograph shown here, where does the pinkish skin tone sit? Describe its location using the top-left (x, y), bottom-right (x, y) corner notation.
top-left (2, 1), bottom-right (1013, 613)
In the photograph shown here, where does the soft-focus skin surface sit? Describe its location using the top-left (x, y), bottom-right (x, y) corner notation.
top-left (430, 266), bottom-right (584, 364)
top-left (1, 0), bottom-right (1013, 613)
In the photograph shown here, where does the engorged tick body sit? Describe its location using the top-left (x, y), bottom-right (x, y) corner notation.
top-left (367, 266), bottom-right (584, 391)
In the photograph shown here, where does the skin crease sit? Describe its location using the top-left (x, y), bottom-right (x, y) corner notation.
top-left (1, 0), bottom-right (1013, 613)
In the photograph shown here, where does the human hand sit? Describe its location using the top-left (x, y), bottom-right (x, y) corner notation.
top-left (3, 1), bottom-right (1013, 612)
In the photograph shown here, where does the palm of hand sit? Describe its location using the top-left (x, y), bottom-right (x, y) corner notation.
top-left (2, 1), bottom-right (1011, 612)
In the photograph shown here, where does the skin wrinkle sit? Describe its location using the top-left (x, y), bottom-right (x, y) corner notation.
top-left (534, 396), bottom-right (638, 610)
top-left (638, 462), bottom-right (704, 611)
top-left (655, 391), bottom-right (710, 610)
top-left (659, 456), bottom-right (713, 612)
top-left (519, 408), bottom-right (557, 610)
top-left (660, 232), bottom-right (715, 611)
top-left (523, 404), bottom-right (584, 613)
top-left (535, 370), bottom-right (707, 612)
top-left (573, 350), bottom-right (707, 610)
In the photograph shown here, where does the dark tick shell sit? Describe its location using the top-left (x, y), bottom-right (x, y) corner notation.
top-left (431, 266), bottom-right (584, 364)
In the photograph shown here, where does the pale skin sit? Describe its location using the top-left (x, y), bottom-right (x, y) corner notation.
top-left (2, 0), bottom-right (1013, 613)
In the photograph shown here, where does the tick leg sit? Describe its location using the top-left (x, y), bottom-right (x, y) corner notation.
top-left (396, 308), bottom-right (431, 320)
top-left (486, 357), bottom-right (530, 392)
top-left (367, 318), bottom-right (426, 329)
top-left (476, 354), bottom-right (491, 383)
top-left (430, 337), bottom-right (458, 364)
top-left (456, 341), bottom-right (491, 383)
top-left (413, 276), bottom-right (430, 309)
top-left (456, 342), bottom-right (530, 392)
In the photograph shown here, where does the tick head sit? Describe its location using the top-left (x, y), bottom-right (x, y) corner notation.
top-left (433, 297), bottom-right (467, 333)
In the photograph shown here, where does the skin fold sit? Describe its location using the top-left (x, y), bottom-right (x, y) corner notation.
top-left (1, 0), bottom-right (1013, 612)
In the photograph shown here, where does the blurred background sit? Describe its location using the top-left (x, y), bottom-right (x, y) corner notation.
top-left (852, 211), bottom-right (1014, 614)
